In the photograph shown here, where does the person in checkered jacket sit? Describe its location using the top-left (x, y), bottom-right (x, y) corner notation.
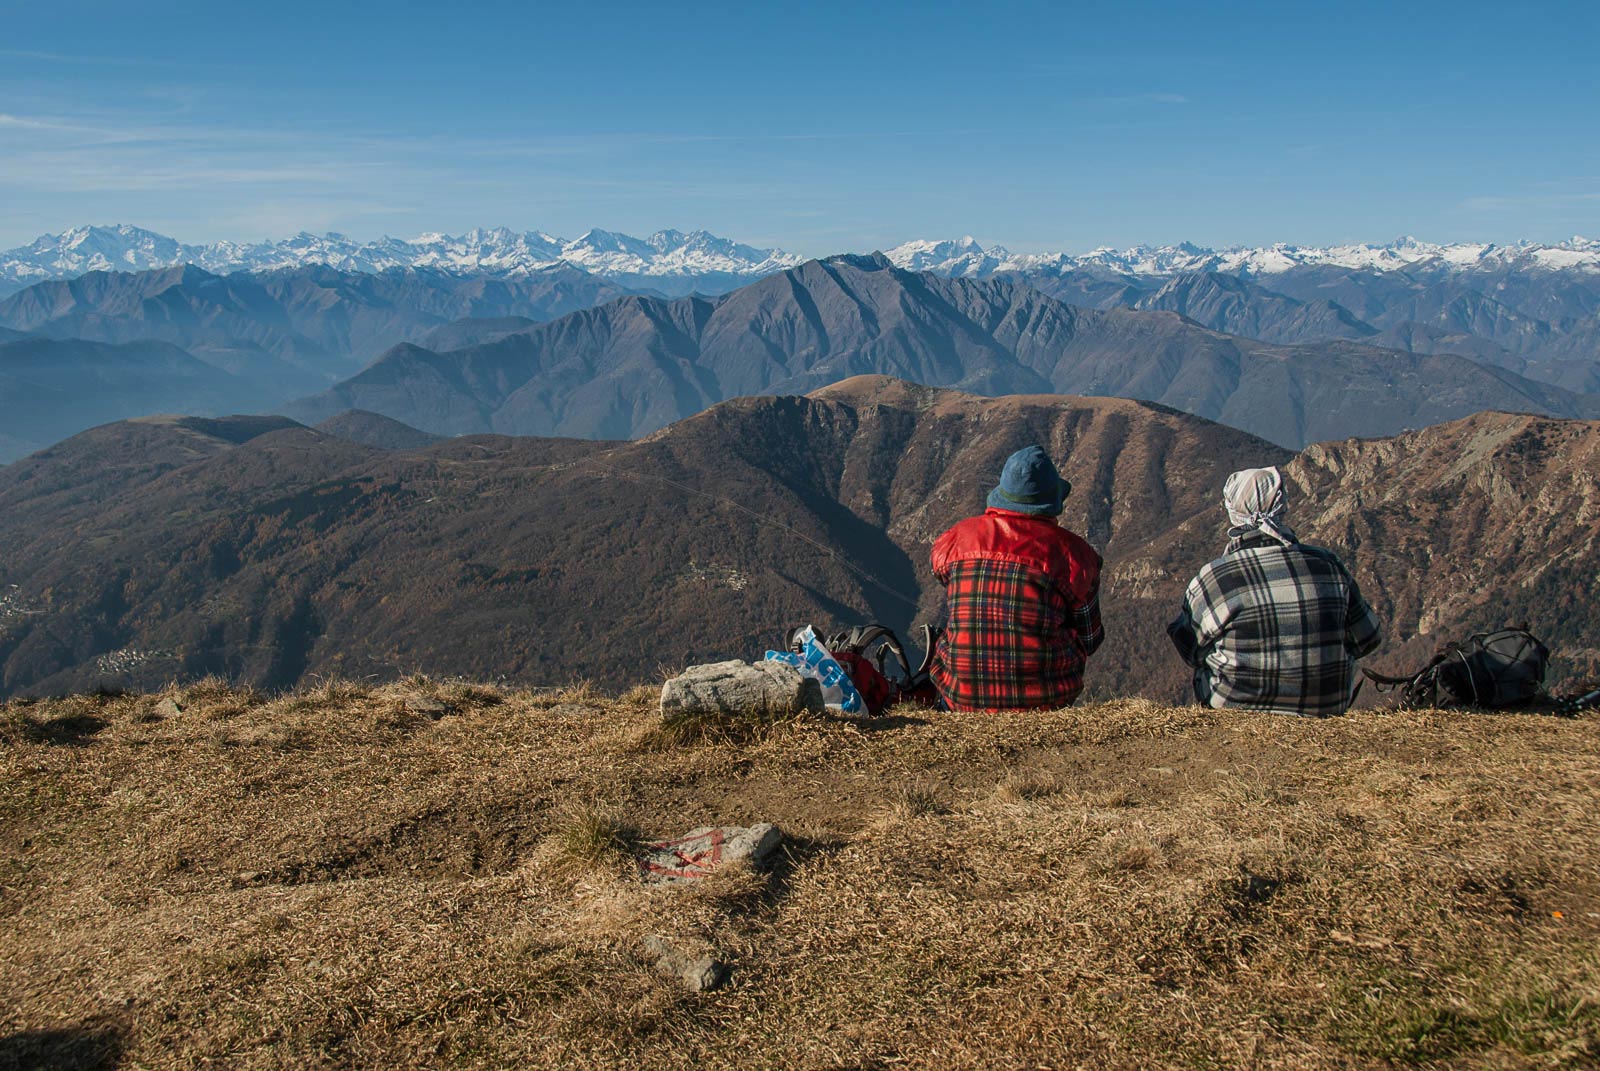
top-left (929, 445), bottom-right (1104, 712)
top-left (1167, 466), bottom-right (1382, 717)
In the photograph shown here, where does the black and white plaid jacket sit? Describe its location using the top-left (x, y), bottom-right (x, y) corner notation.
top-left (1167, 533), bottom-right (1382, 717)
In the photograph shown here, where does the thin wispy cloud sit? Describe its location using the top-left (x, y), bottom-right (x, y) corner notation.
top-left (0, 110), bottom-right (224, 145)
top-left (0, 109), bottom-right (390, 192)
top-left (0, 48), bottom-right (164, 67)
top-left (0, 100), bottom-right (816, 243)
top-left (1098, 92), bottom-right (1190, 105)
top-left (0, 101), bottom-right (967, 199)
top-left (1461, 192), bottom-right (1600, 211)
top-left (1016, 66), bottom-right (1192, 104)
top-left (223, 199), bottom-right (422, 239)
top-left (0, 112), bottom-right (91, 133)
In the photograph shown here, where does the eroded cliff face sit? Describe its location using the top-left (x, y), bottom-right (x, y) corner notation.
top-left (1286, 413), bottom-right (1600, 677)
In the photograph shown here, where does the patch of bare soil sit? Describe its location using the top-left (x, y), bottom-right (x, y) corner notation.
top-left (2, 678), bottom-right (1598, 1070)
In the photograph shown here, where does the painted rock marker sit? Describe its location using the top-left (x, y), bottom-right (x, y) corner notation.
top-left (637, 823), bottom-right (783, 884)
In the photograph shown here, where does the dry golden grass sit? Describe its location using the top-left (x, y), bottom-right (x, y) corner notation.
top-left (2, 683), bottom-right (1598, 1070)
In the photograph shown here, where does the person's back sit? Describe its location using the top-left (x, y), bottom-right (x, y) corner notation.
top-left (1168, 467), bottom-right (1381, 717)
top-left (930, 446), bottom-right (1103, 712)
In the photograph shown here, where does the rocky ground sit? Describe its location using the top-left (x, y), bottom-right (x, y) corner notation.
top-left (2, 679), bottom-right (1598, 1070)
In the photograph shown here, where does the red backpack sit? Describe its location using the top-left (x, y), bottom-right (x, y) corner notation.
top-left (786, 624), bottom-right (941, 715)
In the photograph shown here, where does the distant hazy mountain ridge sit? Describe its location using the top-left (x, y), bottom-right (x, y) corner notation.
top-left (888, 239), bottom-right (1600, 392)
top-left (282, 253), bottom-right (1600, 449)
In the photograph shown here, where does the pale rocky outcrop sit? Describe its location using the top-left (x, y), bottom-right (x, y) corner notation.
top-left (659, 660), bottom-right (823, 720)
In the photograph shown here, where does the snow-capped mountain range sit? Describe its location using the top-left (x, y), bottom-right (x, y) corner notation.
top-left (884, 235), bottom-right (1600, 277)
top-left (0, 224), bottom-right (806, 294)
top-left (3, 225), bottom-right (1598, 295)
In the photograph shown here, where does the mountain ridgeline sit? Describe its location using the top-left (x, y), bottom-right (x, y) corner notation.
top-left (0, 264), bottom-right (629, 461)
top-left (283, 254), bottom-right (1600, 449)
top-left (3, 243), bottom-right (1599, 463)
top-left (0, 336), bottom-right (272, 461)
top-left (0, 262), bottom-right (629, 383)
top-left (891, 235), bottom-right (1600, 391)
top-left (1, 378), bottom-right (1596, 701)
top-left (1049, 268), bottom-right (1600, 393)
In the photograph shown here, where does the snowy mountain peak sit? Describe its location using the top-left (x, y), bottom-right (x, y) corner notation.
top-left (884, 235), bottom-right (1600, 278)
top-left (5, 226), bottom-right (1599, 297)
top-left (886, 237), bottom-right (1013, 274)
top-left (0, 225), bottom-right (806, 294)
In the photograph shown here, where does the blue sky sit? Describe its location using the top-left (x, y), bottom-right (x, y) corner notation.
top-left (2, 0), bottom-right (1596, 254)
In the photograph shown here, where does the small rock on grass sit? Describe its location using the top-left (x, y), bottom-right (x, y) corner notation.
top-left (404, 697), bottom-right (450, 720)
top-left (153, 697), bottom-right (183, 719)
top-left (642, 935), bottom-right (729, 992)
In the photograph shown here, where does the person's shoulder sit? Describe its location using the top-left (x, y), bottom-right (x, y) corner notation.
top-left (936, 512), bottom-right (991, 543)
top-left (1053, 525), bottom-right (1102, 567)
top-left (1190, 546), bottom-right (1259, 594)
top-left (1289, 542), bottom-right (1352, 571)
top-left (933, 512), bottom-right (993, 561)
top-left (1190, 551), bottom-right (1232, 587)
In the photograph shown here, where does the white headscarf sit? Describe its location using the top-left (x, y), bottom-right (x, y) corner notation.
top-left (1223, 466), bottom-right (1298, 548)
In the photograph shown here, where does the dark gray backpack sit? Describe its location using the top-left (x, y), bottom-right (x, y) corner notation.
top-left (1365, 627), bottom-right (1550, 710)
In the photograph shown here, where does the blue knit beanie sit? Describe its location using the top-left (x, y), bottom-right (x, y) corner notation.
top-left (986, 445), bottom-right (1072, 516)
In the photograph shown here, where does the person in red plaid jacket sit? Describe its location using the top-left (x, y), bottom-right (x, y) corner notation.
top-left (929, 446), bottom-right (1104, 712)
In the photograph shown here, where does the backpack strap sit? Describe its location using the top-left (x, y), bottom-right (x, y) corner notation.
top-left (1558, 687), bottom-right (1600, 717)
top-left (912, 623), bottom-right (940, 680)
top-left (1446, 644), bottom-right (1484, 707)
top-left (827, 625), bottom-right (915, 681)
top-left (785, 624), bottom-right (815, 654)
top-left (1363, 650), bottom-right (1452, 709)
top-left (1361, 666), bottom-right (1425, 687)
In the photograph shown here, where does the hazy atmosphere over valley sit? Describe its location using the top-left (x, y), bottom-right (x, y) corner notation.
top-left (3, 3), bottom-right (1599, 1070)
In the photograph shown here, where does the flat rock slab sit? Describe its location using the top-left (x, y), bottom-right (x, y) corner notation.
top-left (637, 823), bottom-right (783, 884)
top-left (659, 660), bottom-right (824, 719)
top-left (404, 696), bottom-right (451, 720)
top-left (642, 935), bottom-right (728, 992)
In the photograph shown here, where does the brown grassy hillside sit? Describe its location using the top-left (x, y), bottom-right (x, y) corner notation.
top-left (5, 383), bottom-right (1599, 702)
top-left (3, 681), bottom-right (1598, 1070)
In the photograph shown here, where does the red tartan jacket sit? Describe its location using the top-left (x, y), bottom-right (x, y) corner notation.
top-left (930, 508), bottom-right (1104, 712)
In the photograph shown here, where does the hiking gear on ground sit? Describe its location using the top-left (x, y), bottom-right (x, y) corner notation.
top-left (1363, 627), bottom-right (1551, 710)
top-left (829, 650), bottom-right (895, 714)
top-left (1169, 532), bottom-right (1381, 717)
top-left (783, 623), bottom-right (941, 716)
top-left (765, 626), bottom-right (865, 714)
top-left (1557, 687), bottom-right (1600, 717)
top-left (931, 508), bottom-right (1103, 712)
top-left (1224, 466), bottom-right (1298, 548)
top-left (986, 446), bottom-right (1072, 517)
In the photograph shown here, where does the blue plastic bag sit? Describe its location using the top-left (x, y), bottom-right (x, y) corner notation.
top-left (764, 625), bottom-right (864, 714)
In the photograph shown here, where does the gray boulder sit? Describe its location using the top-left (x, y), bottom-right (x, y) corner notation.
top-left (659, 660), bottom-right (823, 719)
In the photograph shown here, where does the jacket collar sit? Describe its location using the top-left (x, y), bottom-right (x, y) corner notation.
top-left (1226, 531), bottom-right (1286, 553)
top-left (985, 507), bottom-right (1059, 526)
